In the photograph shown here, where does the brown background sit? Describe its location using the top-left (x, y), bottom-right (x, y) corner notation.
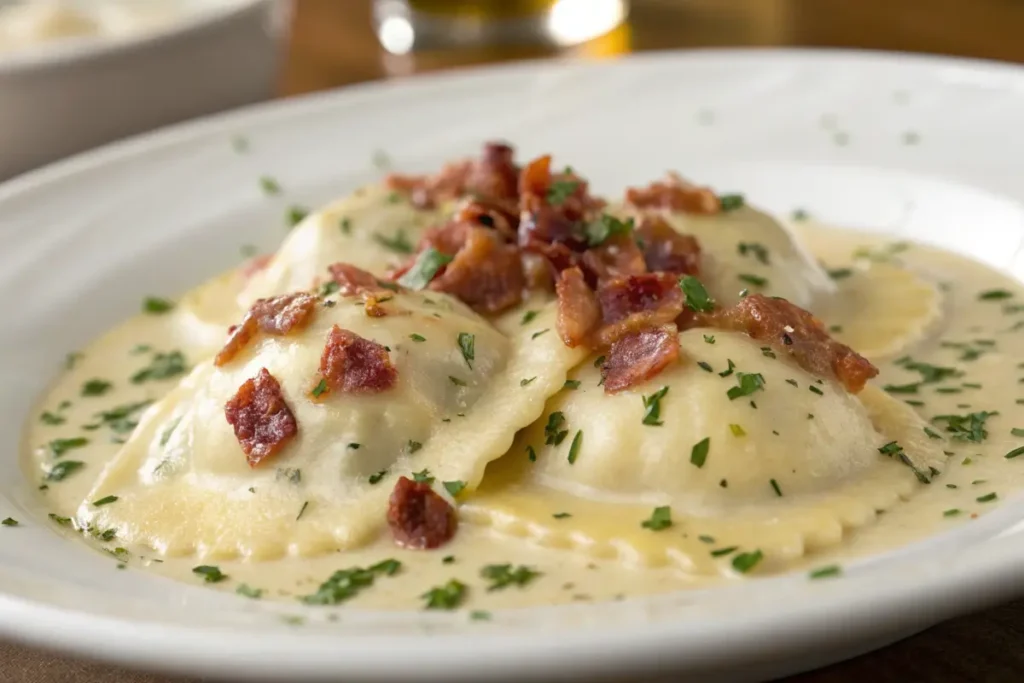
top-left (6, 0), bottom-right (1024, 681)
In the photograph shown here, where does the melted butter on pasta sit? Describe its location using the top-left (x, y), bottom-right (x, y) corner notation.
top-left (462, 329), bottom-right (946, 574)
top-left (77, 293), bottom-right (586, 559)
top-left (238, 185), bottom-right (449, 309)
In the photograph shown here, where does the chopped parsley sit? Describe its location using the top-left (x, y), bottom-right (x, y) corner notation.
top-left (397, 248), bottom-right (454, 290)
top-left (311, 378), bottom-right (328, 398)
top-left (409, 334), bottom-right (426, 342)
top-left (679, 276), bottom-right (715, 313)
top-left (718, 359), bottom-right (736, 377)
top-left (48, 513), bottom-right (72, 526)
top-left (737, 242), bottom-right (769, 265)
top-left (1005, 446), bottom-right (1024, 460)
top-left (296, 501), bottom-right (309, 520)
top-left (373, 230), bottom-right (414, 254)
top-left (731, 550), bottom-right (764, 574)
top-left (526, 445), bottom-right (537, 462)
top-left (531, 328), bottom-right (550, 340)
top-left (236, 584), bottom-right (264, 599)
top-left (470, 610), bottom-right (492, 621)
top-left (443, 480), bottom-right (466, 497)
top-left (47, 436), bottom-right (88, 457)
top-left (809, 385), bottom-right (824, 396)
top-left (39, 411), bottom-right (65, 426)
top-left (302, 559), bottom-right (402, 605)
top-left (584, 214), bottom-right (633, 246)
top-left (690, 437), bottom-right (710, 468)
top-left (544, 412), bottom-right (569, 445)
top-left (641, 386), bottom-right (669, 426)
top-left (697, 361), bottom-right (713, 372)
top-left (553, 512), bottom-right (572, 519)
top-left (567, 430), bottom-right (583, 464)
top-left (878, 441), bottom-right (932, 484)
top-left (943, 508), bottom-right (962, 517)
top-left (457, 332), bottom-right (475, 369)
top-left (407, 440), bottom-right (422, 454)
top-left (977, 492), bottom-right (998, 503)
top-left (81, 379), bottom-right (112, 397)
top-left (368, 470), bottom-right (388, 484)
top-left (703, 334), bottom-right (716, 344)
top-left (808, 565), bottom-right (842, 580)
top-left (760, 347), bottom-right (776, 359)
top-left (259, 176), bottom-right (281, 195)
top-left (422, 579), bottom-right (467, 610)
top-left (45, 460), bottom-right (84, 482)
top-left (92, 495), bottom-right (118, 507)
top-left (827, 268), bottom-right (853, 280)
top-left (726, 372), bottom-right (765, 400)
top-left (340, 217), bottom-right (352, 234)
top-left (641, 506), bottom-right (672, 531)
top-left (1011, 428), bottom-right (1024, 437)
top-left (449, 376), bottom-right (467, 387)
top-left (142, 297), bottom-right (175, 314)
top-left (1, 518), bottom-right (18, 527)
top-left (593, 355), bottom-right (606, 368)
top-left (719, 193), bottom-right (745, 211)
top-left (520, 377), bottom-right (537, 387)
top-left (563, 379), bottom-right (581, 390)
top-left (192, 565), bottom-right (228, 583)
top-left (131, 351), bottom-right (188, 384)
top-left (737, 273), bottom-right (768, 287)
top-left (930, 411), bottom-right (997, 443)
top-left (978, 289), bottom-right (1013, 301)
top-left (481, 564), bottom-right (541, 591)
top-left (729, 423), bottom-right (746, 437)
top-left (710, 546), bottom-right (738, 557)
top-left (521, 310), bottom-right (539, 325)
top-left (412, 469), bottom-right (434, 484)
top-left (286, 205), bottom-right (309, 227)
top-left (546, 176), bottom-right (580, 205)
top-left (770, 479), bottom-right (783, 497)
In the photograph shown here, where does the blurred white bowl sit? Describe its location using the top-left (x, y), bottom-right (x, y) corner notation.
top-left (0, 0), bottom-right (289, 180)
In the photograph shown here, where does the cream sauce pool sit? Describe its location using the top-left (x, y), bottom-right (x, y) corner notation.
top-left (19, 224), bottom-right (1024, 614)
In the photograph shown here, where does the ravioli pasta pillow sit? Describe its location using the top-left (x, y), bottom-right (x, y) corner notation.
top-left (77, 290), bottom-right (586, 559)
top-left (238, 184), bottom-right (449, 308)
top-left (463, 328), bottom-right (947, 575)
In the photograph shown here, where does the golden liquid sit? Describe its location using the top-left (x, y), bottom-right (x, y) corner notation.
top-left (406, 0), bottom-right (557, 19)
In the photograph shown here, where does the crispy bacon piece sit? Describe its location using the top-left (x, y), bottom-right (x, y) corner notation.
top-left (319, 325), bottom-right (397, 394)
top-left (224, 368), bottom-right (297, 467)
top-left (387, 476), bottom-right (458, 549)
top-left (215, 293), bottom-right (318, 367)
top-left (701, 294), bottom-right (878, 392)
top-left (625, 172), bottom-right (720, 215)
top-left (556, 267), bottom-right (600, 347)
top-left (454, 197), bottom-right (519, 241)
top-left (602, 325), bottom-right (681, 393)
top-left (430, 227), bottom-right (524, 314)
top-left (594, 273), bottom-right (684, 347)
top-left (635, 215), bottom-right (701, 275)
top-left (328, 263), bottom-right (387, 296)
top-left (385, 141), bottom-right (520, 210)
top-left (581, 233), bottom-right (648, 283)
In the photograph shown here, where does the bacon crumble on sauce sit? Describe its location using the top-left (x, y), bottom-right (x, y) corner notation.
top-left (224, 368), bottom-right (298, 467)
top-left (387, 476), bottom-right (458, 549)
top-left (378, 141), bottom-right (876, 394)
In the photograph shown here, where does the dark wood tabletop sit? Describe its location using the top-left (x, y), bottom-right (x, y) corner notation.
top-left (6, 1), bottom-right (1024, 681)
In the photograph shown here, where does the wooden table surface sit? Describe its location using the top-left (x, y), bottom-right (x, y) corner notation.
top-left (7, 1), bottom-right (1024, 681)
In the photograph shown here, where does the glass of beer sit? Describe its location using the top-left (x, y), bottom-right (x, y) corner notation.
top-left (373, 0), bottom-right (630, 54)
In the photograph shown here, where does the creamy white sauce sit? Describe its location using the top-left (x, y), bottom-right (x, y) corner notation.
top-left (0, 0), bottom-right (219, 53)
top-left (20, 223), bottom-right (1024, 613)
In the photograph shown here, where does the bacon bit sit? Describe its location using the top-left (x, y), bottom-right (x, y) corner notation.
top-left (416, 220), bottom-right (472, 256)
top-left (701, 294), bottom-right (878, 392)
top-left (430, 227), bottom-right (524, 314)
top-left (215, 316), bottom-right (259, 367)
top-left (625, 172), bottom-right (720, 215)
top-left (581, 233), bottom-right (648, 283)
top-left (319, 325), bottom-right (397, 394)
top-left (387, 476), bottom-right (458, 549)
top-left (363, 294), bottom-right (397, 318)
top-left (328, 263), bottom-right (388, 296)
top-left (454, 197), bottom-right (519, 241)
top-left (216, 293), bottom-right (320, 367)
top-left (602, 326), bottom-right (681, 393)
top-left (224, 368), bottom-right (297, 467)
top-left (251, 292), bottom-right (318, 335)
top-left (385, 141), bottom-right (520, 210)
top-left (556, 267), bottom-right (600, 347)
top-left (594, 273), bottom-right (684, 347)
top-left (635, 215), bottom-right (702, 275)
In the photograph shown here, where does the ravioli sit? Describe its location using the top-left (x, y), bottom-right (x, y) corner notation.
top-left (816, 261), bottom-right (945, 360)
top-left (621, 202), bottom-right (836, 310)
top-left (77, 290), bottom-right (587, 559)
top-left (238, 184), bottom-right (449, 308)
top-left (463, 328), bottom-right (947, 575)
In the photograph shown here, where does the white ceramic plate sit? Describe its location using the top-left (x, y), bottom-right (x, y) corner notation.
top-left (2, 49), bottom-right (1024, 683)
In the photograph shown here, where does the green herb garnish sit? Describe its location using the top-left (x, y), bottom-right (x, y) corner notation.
top-left (92, 495), bottom-right (118, 507)
top-left (809, 565), bottom-right (842, 579)
top-left (311, 378), bottom-right (328, 398)
top-left (45, 460), bottom-right (84, 482)
top-left (457, 332), bottom-right (475, 369)
top-left (302, 559), bottom-right (402, 605)
top-left (679, 276), bottom-right (715, 313)
top-left (373, 230), bottom-right (414, 254)
top-left (398, 247), bottom-right (454, 290)
top-left (567, 430), bottom-right (583, 464)
top-left (81, 379), bottom-right (112, 397)
top-left (142, 297), bottom-right (174, 314)
top-left (641, 506), bottom-right (672, 531)
top-left (731, 550), bottom-right (764, 573)
top-left (585, 214), bottom-right (633, 246)
top-left (544, 412), bottom-right (569, 445)
top-left (422, 579), bottom-right (467, 610)
top-left (719, 193), bottom-right (745, 211)
top-left (641, 386), bottom-right (669, 426)
top-left (131, 351), bottom-right (187, 384)
top-left (481, 564), bottom-right (541, 591)
top-left (726, 372), bottom-right (765, 400)
top-left (690, 437), bottom-right (710, 468)
top-left (443, 480), bottom-right (466, 497)
top-left (192, 565), bottom-right (228, 583)
top-left (236, 584), bottom-right (263, 599)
